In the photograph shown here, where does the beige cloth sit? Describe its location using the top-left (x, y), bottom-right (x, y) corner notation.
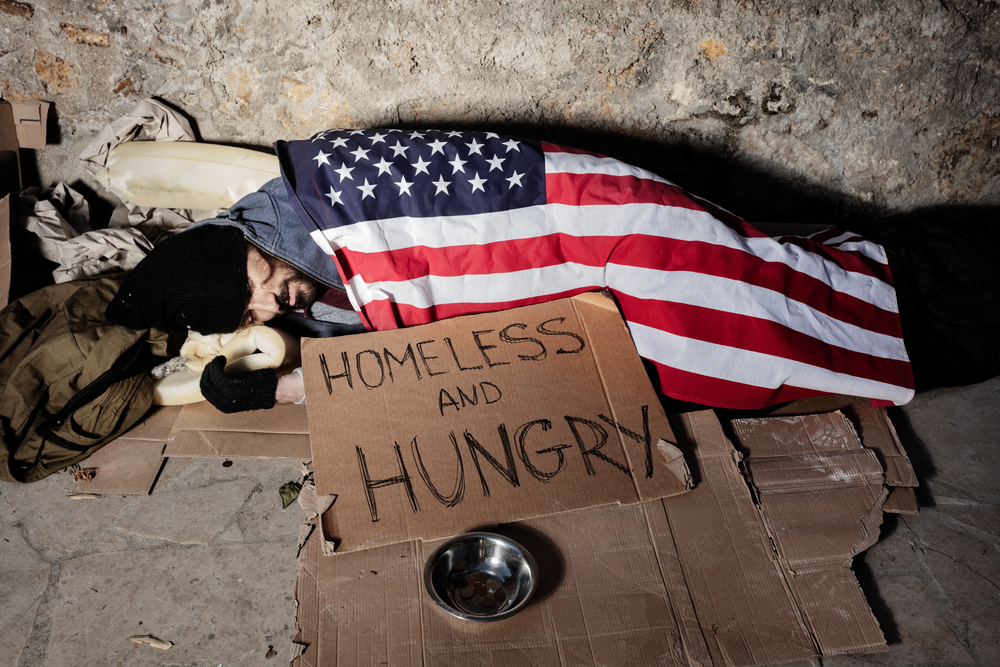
top-left (17, 99), bottom-right (228, 284)
top-left (18, 184), bottom-right (153, 283)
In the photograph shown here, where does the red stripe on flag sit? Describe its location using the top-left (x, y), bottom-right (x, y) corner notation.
top-left (545, 171), bottom-right (708, 210)
top-left (615, 293), bottom-right (913, 389)
top-left (357, 287), bottom-right (602, 330)
top-left (647, 359), bottom-right (838, 409)
top-left (334, 233), bottom-right (901, 336)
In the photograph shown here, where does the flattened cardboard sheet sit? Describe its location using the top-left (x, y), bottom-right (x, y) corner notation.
top-left (0, 193), bottom-right (9, 308)
top-left (302, 294), bottom-right (691, 553)
top-left (763, 395), bottom-right (918, 489)
top-left (162, 401), bottom-right (312, 459)
top-left (0, 102), bottom-right (21, 195)
top-left (293, 410), bottom-right (886, 667)
top-left (72, 438), bottom-right (166, 496)
top-left (730, 412), bottom-right (887, 572)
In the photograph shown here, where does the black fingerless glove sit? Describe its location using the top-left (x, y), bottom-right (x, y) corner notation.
top-left (199, 356), bottom-right (277, 414)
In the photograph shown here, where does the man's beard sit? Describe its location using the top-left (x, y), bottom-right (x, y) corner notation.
top-left (276, 274), bottom-right (322, 311)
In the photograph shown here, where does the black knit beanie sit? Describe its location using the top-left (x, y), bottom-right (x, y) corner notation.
top-left (106, 225), bottom-right (249, 334)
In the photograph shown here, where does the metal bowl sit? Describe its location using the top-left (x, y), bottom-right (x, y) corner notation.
top-left (423, 532), bottom-right (539, 622)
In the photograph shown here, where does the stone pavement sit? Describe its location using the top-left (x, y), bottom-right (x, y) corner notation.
top-left (2, 378), bottom-right (998, 667)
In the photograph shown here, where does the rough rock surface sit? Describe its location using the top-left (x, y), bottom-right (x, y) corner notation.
top-left (0, 0), bottom-right (997, 223)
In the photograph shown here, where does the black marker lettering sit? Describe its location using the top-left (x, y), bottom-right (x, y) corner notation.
top-left (457, 384), bottom-right (478, 408)
top-left (500, 323), bottom-right (547, 361)
top-left (438, 388), bottom-right (460, 415)
top-left (516, 419), bottom-right (570, 482)
top-left (480, 382), bottom-right (502, 404)
top-left (445, 337), bottom-right (483, 371)
top-left (537, 317), bottom-right (585, 354)
top-left (473, 329), bottom-right (511, 368)
top-left (417, 340), bottom-right (449, 377)
top-left (384, 344), bottom-right (421, 382)
top-left (464, 424), bottom-right (520, 498)
top-left (599, 405), bottom-right (653, 478)
top-left (356, 350), bottom-right (385, 389)
top-left (319, 351), bottom-right (352, 394)
top-left (566, 416), bottom-right (631, 477)
top-left (410, 434), bottom-right (465, 508)
top-left (356, 443), bottom-right (418, 523)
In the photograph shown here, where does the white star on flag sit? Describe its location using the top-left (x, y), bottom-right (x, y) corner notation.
top-left (330, 136), bottom-right (349, 148)
top-left (369, 132), bottom-right (387, 145)
top-left (411, 157), bottom-right (431, 175)
top-left (466, 138), bottom-right (484, 155)
top-left (374, 157), bottom-right (393, 176)
top-left (506, 171), bottom-right (524, 188)
top-left (449, 155), bottom-right (467, 174)
top-left (389, 141), bottom-right (408, 157)
top-left (325, 186), bottom-right (342, 205)
top-left (358, 178), bottom-right (377, 199)
top-left (334, 164), bottom-right (354, 182)
top-left (485, 132), bottom-right (499, 139)
top-left (432, 175), bottom-right (451, 194)
top-left (469, 172), bottom-right (487, 193)
top-left (409, 130), bottom-right (426, 140)
top-left (503, 139), bottom-right (521, 153)
top-left (485, 155), bottom-right (505, 171)
top-left (428, 139), bottom-right (447, 155)
top-left (395, 176), bottom-right (414, 196)
top-left (350, 146), bottom-right (370, 162)
top-left (313, 150), bottom-right (331, 167)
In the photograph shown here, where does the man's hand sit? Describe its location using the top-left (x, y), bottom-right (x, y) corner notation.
top-left (275, 369), bottom-right (306, 404)
top-left (199, 356), bottom-right (277, 414)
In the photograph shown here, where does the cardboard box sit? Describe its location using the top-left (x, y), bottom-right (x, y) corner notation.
top-left (0, 102), bottom-right (18, 306)
top-left (292, 408), bottom-right (891, 667)
top-left (301, 293), bottom-right (692, 553)
top-left (9, 100), bottom-right (49, 150)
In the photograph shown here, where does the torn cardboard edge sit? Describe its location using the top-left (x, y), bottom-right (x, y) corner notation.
top-left (731, 411), bottom-right (888, 575)
top-left (302, 293), bottom-right (692, 554)
top-left (293, 408), bottom-right (888, 667)
top-left (764, 395), bottom-right (917, 488)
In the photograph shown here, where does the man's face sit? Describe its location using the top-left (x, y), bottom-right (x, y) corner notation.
top-left (243, 248), bottom-right (321, 326)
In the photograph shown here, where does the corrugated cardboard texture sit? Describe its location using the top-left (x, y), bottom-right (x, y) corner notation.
top-left (746, 395), bottom-right (919, 507)
top-left (10, 101), bottom-right (49, 149)
top-left (293, 410), bottom-right (886, 666)
top-left (731, 412), bottom-right (888, 571)
top-left (121, 405), bottom-right (184, 441)
top-left (162, 401), bottom-right (312, 459)
top-left (302, 294), bottom-right (691, 553)
top-left (71, 438), bottom-right (166, 496)
top-left (0, 102), bottom-right (21, 194)
top-left (842, 404), bottom-right (918, 487)
top-left (0, 194), bottom-right (9, 308)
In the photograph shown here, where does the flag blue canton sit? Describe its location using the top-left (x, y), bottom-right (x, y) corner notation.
top-left (276, 129), bottom-right (546, 231)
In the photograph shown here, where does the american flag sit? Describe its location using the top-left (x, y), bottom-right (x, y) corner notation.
top-left (275, 129), bottom-right (914, 409)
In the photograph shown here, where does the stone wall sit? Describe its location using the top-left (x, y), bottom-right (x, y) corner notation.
top-left (1, 0), bottom-right (997, 223)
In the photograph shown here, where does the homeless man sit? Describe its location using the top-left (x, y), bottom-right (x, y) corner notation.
top-left (106, 128), bottom-right (1000, 414)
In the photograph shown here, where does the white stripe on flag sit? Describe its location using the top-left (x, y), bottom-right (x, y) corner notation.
top-left (347, 262), bottom-right (907, 361)
top-left (325, 203), bottom-right (897, 311)
top-left (543, 151), bottom-right (672, 184)
top-left (809, 230), bottom-right (888, 264)
top-left (628, 321), bottom-right (914, 404)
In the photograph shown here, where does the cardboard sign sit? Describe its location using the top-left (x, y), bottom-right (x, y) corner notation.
top-left (302, 293), bottom-right (691, 552)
